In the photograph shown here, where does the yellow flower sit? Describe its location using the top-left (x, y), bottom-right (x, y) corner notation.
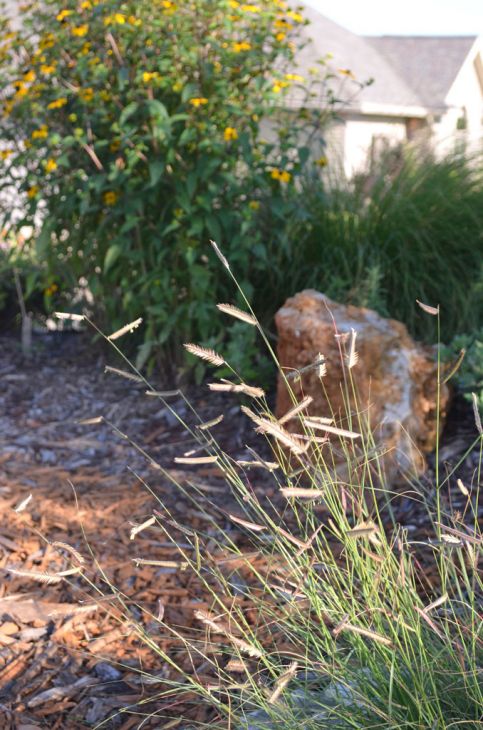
top-left (39, 33), bottom-right (55, 49)
top-left (128, 15), bottom-right (142, 26)
top-left (99, 90), bottom-right (111, 101)
top-left (142, 71), bottom-right (160, 83)
top-left (275, 18), bottom-right (290, 28)
top-left (272, 80), bottom-right (288, 93)
top-left (285, 73), bottom-right (304, 82)
top-left (0, 148), bottom-right (13, 160)
top-left (80, 0), bottom-right (92, 8)
top-left (287, 10), bottom-right (304, 22)
top-left (45, 283), bottom-right (58, 296)
top-left (315, 155), bottom-right (328, 167)
top-left (32, 124), bottom-right (49, 139)
top-left (275, 32), bottom-right (286, 41)
top-left (45, 158), bottom-right (57, 172)
top-left (228, 0), bottom-right (239, 7)
top-left (79, 87), bottom-right (94, 102)
top-left (14, 84), bottom-right (29, 100)
top-left (23, 70), bottom-right (36, 82)
top-left (56, 9), bottom-right (72, 21)
top-left (103, 190), bottom-right (118, 205)
top-left (270, 168), bottom-right (291, 183)
top-left (68, 113), bottom-right (77, 122)
top-left (40, 63), bottom-right (56, 74)
top-left (223, 126), bottom-right (238, 141)
top-left (172, 81), bottom-right (182, 92)
top-left (27, 185), bottom-right (39, 198)
top-left (72, 24), bottom-right (89, 37)
top-left (189, 97), bottom-right (208, 107)
top-left (241, 3), bottom-right (261, 11)
top-left (47, 97), bottom-right (68, 109)
top-left (338, 68), bottom-right (355, 79)
top-left (248, 200), bottom-right (260, 210)
top-left (233, 41), bottom-right (251, 52)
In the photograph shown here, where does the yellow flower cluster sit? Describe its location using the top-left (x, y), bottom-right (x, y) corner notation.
top-left (27, 185), bottom-right (39, 198)
top-left (40, 63), bottom-right (56, 74)
top-left (270, 168), bottom-right (291, 183)
top-left (189, 97), bottom-right (208, 107)
top-left (241, 4), bottom-right (261, 12)
top-left (233, 41), bottom-right (251, 52)
top-left (103, 191), bottom-right (118, 205)
top-left (104, 13), bottom-right (126, 25)
top-left (56, 9), bottom-right (72, 22)
top-left (0, 148), bottom-right (13, 161)
top-left (142, 71), bottom-right (160, 83)
top-left (223, 126), bottom-right (238, 141)
top-left (32, 124), bottom-right (48, 139)
top-left (79, 87), bottom-right (94, 102)
top-left (44, 158), bottom-right (57, 173)
top-left (47, 97), bottom-right (67, 109)
top-left (44, 283), bottom-right (58, 296)
top-left (272, 80), bottom-right (289, 93)
top-left (71, 24), bottom-right (89, 37)
top-left (285, 73), bottom-right (304, 82)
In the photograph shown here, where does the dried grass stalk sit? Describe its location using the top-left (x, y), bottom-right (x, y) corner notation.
top-left (197, 415), bottom-right (224, 430)
top-left (54, 311), bottom-right (85, 321)
top-left (347, 328), bottom-right (359, 369)
top-left (423, 593), bottom-right (448, 613)
top-left (456, 478), bottom-right (469, 497)
top-left (174, 455), bottom-right (218, 465)
top-left (51, 541), bottom-right (85, 565)
top-left (286, 355), bottom-right (326, 382)
top-left (229, 514), bottom-right (266, 532)
top-left (346, 522), bottom-right (379, 539)
top-left (77, 416), bottom-right (104, 426)
top-left (472, 393), bottom-right (482, 435)
top-left (236, 459), bottom-right (279, 471)
top-left (303, 418), bottom-right (361, 439)
top-left (194, 609), bottom-right (263, 658)
top-left (242, 406), bottom-right (308, 455)
top-left (6, 567), bottom-right (62, 585)
top-left (278, 396), bottom-right (313, 425)
top-left (107, 317), bottom-right (143, 341)
top-left (145, 389), bottom-right (180, 397)
top-left (225, 659), bottom-right (248, 673)
top-left (209, 382), bottom-right (265, 398)
top-left (416, 299), bottom-right (439, 315)
top-left (14, 494), bottom-right (32, 513)
top-left (129, 516), bottom-right (156, 540)
top-left (268, 661), bottom-right (298, 704)
top-left (216, 303), bottom-right (257, 326)
top-left (441, 348), bottom-right (466, 384)
top-left (104, 366), bottom-right (143, 383)
top-left (333, 620), bottom-right (394, 647)
top-left (184, 344), bottom-right (225, 367)
top-left (133, 558), bottom-right (188, 570)
top-left (210, 240), bottom-right (230, 270)
top-left (280, 488), bottom-right (325, 499)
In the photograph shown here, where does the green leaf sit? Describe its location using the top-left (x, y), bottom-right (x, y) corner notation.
top-left (104, 244), bottom-right (122, 273)
top-left (149, 160), bottom-right (165, 187)
top-left (119, 102), bottom-right (139, 127)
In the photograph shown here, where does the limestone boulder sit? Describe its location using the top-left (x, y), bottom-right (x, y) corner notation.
top-left (275, 290), bottom-right (449, 477)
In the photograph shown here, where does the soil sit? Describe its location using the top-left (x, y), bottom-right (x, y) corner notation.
top-left (0, 329), bottom-right (480, 729)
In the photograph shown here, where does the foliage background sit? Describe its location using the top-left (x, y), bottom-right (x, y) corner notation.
top-left (0, 0), bottom-right (330, 378)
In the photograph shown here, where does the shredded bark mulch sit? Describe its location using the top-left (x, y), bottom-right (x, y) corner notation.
top-left (0, 330), bottom-right (480, 728)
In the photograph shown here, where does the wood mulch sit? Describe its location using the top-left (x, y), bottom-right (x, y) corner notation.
top-left (0, 330), bottom-right (480, 728)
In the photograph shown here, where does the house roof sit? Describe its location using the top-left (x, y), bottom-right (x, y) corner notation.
top-left (291, 4), bottom-right (478, 116)
top-left (367, 35), bottom-right (478, 109)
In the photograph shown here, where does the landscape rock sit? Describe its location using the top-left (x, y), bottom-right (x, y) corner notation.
top-left (275, 290), bottom-right (449, 479)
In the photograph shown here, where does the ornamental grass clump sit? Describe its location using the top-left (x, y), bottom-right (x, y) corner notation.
top-left (57, 244), bottom-right (482, 728)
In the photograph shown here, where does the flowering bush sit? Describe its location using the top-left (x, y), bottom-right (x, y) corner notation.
top-left (0, 0), bottom-right (331, 375)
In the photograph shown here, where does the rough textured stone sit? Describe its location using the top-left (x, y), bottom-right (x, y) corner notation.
top-left (275, 290), bottom-right (449, 478)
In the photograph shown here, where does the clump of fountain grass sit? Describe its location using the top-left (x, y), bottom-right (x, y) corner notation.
top-left (57, 245), bottom-right (482, 729)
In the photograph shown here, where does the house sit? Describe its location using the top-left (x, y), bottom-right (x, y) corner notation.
top-left (291, 5), bottom-right (483, 176)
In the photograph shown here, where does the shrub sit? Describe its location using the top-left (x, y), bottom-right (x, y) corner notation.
top-left (0, 0), bottom-right (331, 376)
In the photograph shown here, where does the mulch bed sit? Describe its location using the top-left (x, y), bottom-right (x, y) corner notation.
top-left (0, 330), bottom-right (480, 728)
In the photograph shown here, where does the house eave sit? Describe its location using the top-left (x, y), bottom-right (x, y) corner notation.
top-left (355, 101), bottom-right (430, 118)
